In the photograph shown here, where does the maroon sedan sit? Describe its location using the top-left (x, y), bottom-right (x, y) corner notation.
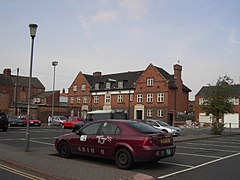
top-left (55, 120), bottom-right (176, 169)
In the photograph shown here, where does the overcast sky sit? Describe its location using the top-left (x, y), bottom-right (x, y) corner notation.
top-left (0, 0), bottom-right (239, 100)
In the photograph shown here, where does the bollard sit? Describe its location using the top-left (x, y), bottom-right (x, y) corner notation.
top-left (229, 123), bottom-right (231, 133)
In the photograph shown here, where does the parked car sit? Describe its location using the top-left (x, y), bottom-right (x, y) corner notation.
top-left (55, 120), bottom-right (176, 169)
top-left (52, 116), bottom-right (68, 126)
top-left (19, 115), bottom-right (41, 127)
top-left (8, 115), bottom-right (25, 127)
top-left (62, 117), bottom-right (84, 129)
top-left (141, 119), bottom-right (182, 136)
top-left (0, 112), bottom-right (8, 131)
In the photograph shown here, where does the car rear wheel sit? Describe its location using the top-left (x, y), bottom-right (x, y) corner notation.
top-left (115, 149), bottom-right (134, 170)
top-left (58, 142), bottom-right (72, 158)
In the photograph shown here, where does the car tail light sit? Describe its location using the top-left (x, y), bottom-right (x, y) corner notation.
top-left (143, 137), bottom-right (154, 146)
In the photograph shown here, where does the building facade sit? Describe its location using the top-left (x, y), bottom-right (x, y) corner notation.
top-left (195, 85), bottom-right (240, 128)
top-left (68, 63), bottom-right (191, 125)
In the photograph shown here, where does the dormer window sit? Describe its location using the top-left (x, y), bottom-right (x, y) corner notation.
top-left (118, 81), bottom-right (123, 88)
top-left (106, 82), bottom-right (111, 89)
top-left (95, 83), bottom-right (99, 90)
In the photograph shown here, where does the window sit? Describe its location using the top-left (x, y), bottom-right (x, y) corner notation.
top-left (106, 82), bottom-right (111, 89)
top-left (70, 97), bottom-right (74, 104)
top-left (100, 122), bottom-right (120, 135)
top-left (229, 98), bottom-right (239, 105)
top-left (77, 97), bottom-right (81, 104)
top-left (105, 94), bottom-right (111, 104)
top-left (147, 78), bottom-right (154, 86)
top-left (81, 122), bottom-right (101, 135)
top-left (83, 96), bottom-right (88, 104)
top-left (147, 93), bottom-right (153, 103)
top-left (117, 95), bottom-right (123, 103)
top-left (73, 85), bottom-right (77, 92)
top-left (199, 98), bottom-right (204, 105)
top-left (94, 96), bottom-right (99, 104)
top-left (81, 84), bottom-right (86, 90)
top-left (118, 81), bottom-right (123, 88)
top-left (147, 109), bottom-right (152, 117)
top-left (157, 109), bottom-right (163, 117)
top-left (130, 94), bottom-right (133, 102)
top-left (95, 83), bottom-right (99, 90)
top-left (137, 94), bottom-right (143, 103)
top-left (157, 93), bottom-right (164, 102)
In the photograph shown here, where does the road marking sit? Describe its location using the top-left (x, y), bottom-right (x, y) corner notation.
top-left (176, 152), bottom-right (221, 159)
top-left (158, 152), bottom-right (240, 179)
top-left (215, 138), bottom-right (240, 142)
top-left (186, 142), bottom-right (240, 149)
top-left (30, 140), bottom-right (54, 146)
top-left (0, 163), bottom-right (45, 180)
top-left (199, 140), bottom-right (240, 145)
top-left (177, 146), bottom-right (239, 153)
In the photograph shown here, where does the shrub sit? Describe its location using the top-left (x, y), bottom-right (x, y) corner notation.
top-left (211, 121), bottom-right (224, 135)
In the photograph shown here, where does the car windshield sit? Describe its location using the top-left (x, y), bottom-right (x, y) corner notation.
top-left (128, 121), bottom-right (159, 134)
top-left (157, 120), bottom-right (170, 126)
top-left (59, 116), bottom-right (67, 120)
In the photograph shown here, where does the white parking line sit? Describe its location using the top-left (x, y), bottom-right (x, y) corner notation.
top-left (199, 140), bottom-right (240, 145)
top-left (216, 138), bottom-right (240, 142)
top-left (177, 146), bottom-right (239, 153)
top-left (29, 140), bottom-right (54, 146)
top-left (176, 152), bottom-right (221, 159)
top-left (186, 142), bottom-right (240, 149)
top-left (158, 152), bottom-right (240, 179)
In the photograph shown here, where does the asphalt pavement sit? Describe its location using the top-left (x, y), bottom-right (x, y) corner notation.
top-left (0, 125), bottom-right (240, 180)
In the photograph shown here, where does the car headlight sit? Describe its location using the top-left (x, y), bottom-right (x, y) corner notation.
top-left (171, 128), bottom-right (177, 132)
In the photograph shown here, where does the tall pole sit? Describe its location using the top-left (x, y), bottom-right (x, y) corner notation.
top-left (14, 68), bottom-right (19, 115)
top-left (51, 61), bottom-right (58, 125)
top-left (25, 24), bottom-right (38, 152)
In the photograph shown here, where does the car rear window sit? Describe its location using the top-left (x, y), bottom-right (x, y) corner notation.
top-left (128, 121), bottom-right (159, 134)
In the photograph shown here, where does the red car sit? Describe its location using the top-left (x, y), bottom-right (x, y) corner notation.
top-left (19, 115), bottom-right (41, 127)
top-left (62, 117), bottom-right (84, 129)
top-left (55, 120), bottom-right (176, 169)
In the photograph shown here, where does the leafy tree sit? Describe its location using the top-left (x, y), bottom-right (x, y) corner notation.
top-left (200, 75), bottom-right (234, 134)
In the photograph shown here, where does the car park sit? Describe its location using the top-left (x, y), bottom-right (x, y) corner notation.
top-left (8, 115), bottom-right (24, 127)
top-left (55, 119), bottom-right (176, 170)
top-left (52, 116), bottom-right (68, 126)
top-left (19, 115), bottom-right (41, 127)
top-left (62, 117), bottom-right (84, 129)
top-left (141, 119), bottom-right (182, 136)
top-left (0, 112), bottom-right (8, 131)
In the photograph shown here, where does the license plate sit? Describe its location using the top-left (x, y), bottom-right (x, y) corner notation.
top-left (160, 138), bottom-right (170, 143)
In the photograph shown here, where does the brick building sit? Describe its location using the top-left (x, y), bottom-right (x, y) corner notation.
top-left (68, 63), bottom-right (191, 125)
top-left (195, 84), bottom-right (240, 128)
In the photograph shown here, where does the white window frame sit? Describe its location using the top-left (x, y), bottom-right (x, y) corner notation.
top-left (130, 94), bottom-right (133, 102)
top-left (105, 94), bottom-right (111, 104)
top-left (137, 94), bottom-right (143, 103)
top-left (83, 96), bottom-right (88, 104)
top-left (118, 81), bottom-right (123, 88)
top-left (147, 109), bottom-right (152, 117)
top-left (229, 98), bottom-right (239, 105)
top-left (77, 97), bottom-right (81, 104)
top-left (95, 83), bottom-right (99, 90)
top-left (70, 97), bottom-right (74, 104)
top-left (147, 93), bottom-right (153, 103)
top-left (94, 96), bottom-right (99, 104)
top-left (117, 95), bottom-right (123, 103)
top-left (106, 82), bottom-right (111, 89)
top-left (157, 109), bottom-right (163, 117)
top-left (147, 78), bottom-right (154, 86)
top-left (73, 85), bottom-right (77, 92)
top-left (157, 93), bottom-right (164, 102)
top-left (81, 84), bottom-right (86, 91)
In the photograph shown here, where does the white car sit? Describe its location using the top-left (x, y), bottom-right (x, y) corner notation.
top-left (52, 116), bottom-right (68, 126)
top-left (141, 119), bottom-right (182, 136)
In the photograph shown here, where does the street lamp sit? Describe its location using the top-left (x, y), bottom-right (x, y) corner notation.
top-left (51, 61), bottom-right (58, 126)
top-left (25, 23), bottom-right (38, 152)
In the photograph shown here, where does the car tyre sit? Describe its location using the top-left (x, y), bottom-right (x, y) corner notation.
top-left (115, 149), bottom-right (134, 170)
top-left (58, 142), bottom-right (72, 158)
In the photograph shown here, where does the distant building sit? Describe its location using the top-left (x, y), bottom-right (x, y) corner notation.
top-left (68, 63), bottom-right (191, 125)
top-left (195, 84), bottom-right (240, 128)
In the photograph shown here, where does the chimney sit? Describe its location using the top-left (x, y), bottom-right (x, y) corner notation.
top-left (174, 64), bottom-right (182, 80)
top-left (62, 88), bottom-right (65, 94)
top-left (93, 71), bottom-right (102, 77)
top-left (3, 68), bottom-right (11, 77)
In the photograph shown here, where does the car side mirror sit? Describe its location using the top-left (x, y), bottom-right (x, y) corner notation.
top-left (76, 130), bottom-right (82, 135)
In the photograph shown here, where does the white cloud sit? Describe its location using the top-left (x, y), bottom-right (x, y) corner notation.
top-left (119, 0), bottom-right (151, 20)
top-left (229, 29), bottom-right (240, 45)
top-left (90, 10), bottom-right (119, 24)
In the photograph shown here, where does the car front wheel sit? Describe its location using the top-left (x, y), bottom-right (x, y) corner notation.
top-left (115, 148), bottom-right (134, 170)
top-left (58, 142), bottom-right (72, 158)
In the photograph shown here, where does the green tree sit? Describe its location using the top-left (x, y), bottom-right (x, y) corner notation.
top-left (200, 75), bottom-right (234, 135)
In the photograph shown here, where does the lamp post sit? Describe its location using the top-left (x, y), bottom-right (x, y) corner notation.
top-left (25, 23), bottom-right (38, 152)
top-left (51, 61), bottom-right (58, 126)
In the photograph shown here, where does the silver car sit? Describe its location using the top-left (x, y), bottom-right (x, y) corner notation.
top-left (141, 119), bottom-right (182, 136)
top-left (52, 116), bottom-right (68, 126)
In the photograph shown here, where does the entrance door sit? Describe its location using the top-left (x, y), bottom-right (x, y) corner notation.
top-left (136, 110), bottom-right (143, 120)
